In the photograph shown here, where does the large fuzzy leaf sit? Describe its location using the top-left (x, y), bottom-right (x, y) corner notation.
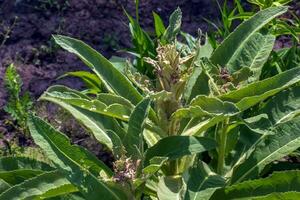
top-left (253, 192), bottom-right (300, 200)
top-left (0, 157), bottom-right (54, 185)
top-left (225, 32), bottom-right (275, 80)
top-left (181, 116), bottom-right (226, 136)
top-left (144, 136), bottom-right (217, 165)
top-left (42, 88), bottom-right (131, 121)
top-left (173, 96), bottom-right (239, 119)
top-left (259, 86), bottom-right (300, 125)
top-left (211, 170), bottom-right (300, 200)
top-left (157, 176), bottom-right (185, 200)
top-left (176, 97), bottom-right (239, 136)
top-left (246, 33), bottom-right (275, 82)
top-left (58, 71), bottom-right (102, 94)
top-left (198, 35), bottom-right (214, 59)
top-left (48, 193), bottom-right (85, 200)
top-left (143, 157), bottom-right (168, 175)
top-left (27, 115), bottom-right (112, 177)
top-left (143, 128), bottom-right (163, 147)
top-left (28, 115), bottom-right (128, 200)
top-left (183, 161), bottom-right (225, 200)
top-left (97, 93), bottom-right (134, 109)
top-left (184, 65), bottom-right (210, 103)
top-left (162, 7), bottom-right (182, 43)
top-left (191, 95), bottom-right (238, 112)
top-left (220, 67), bottom-right (300, 111)
top-left (210, 6), bottom-right (288, 72)
top-left (0, 179), bottom-right (10, 194)
top-left (0, 171), bottom-right (77, 200)
top-left (53, 35), bottom-right (142, 105)
top-left (123, 98), bottom-right (151, 159)
top-left (0, 170), bottom-right (44, 186)
top-left (41, 85), bottom-right (127, 150)
top-left (230, 118), bottom-right (300, 184)
top-left (0, 157), bottom-right (53, 171)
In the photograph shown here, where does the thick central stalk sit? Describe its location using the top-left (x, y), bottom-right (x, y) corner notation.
top-left (217, 118), bottom-right (229, 174)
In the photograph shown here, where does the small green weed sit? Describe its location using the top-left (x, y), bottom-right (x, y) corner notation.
top-left (4, 64), bottom-right (33, 136)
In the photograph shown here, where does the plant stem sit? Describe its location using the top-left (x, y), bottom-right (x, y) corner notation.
top-left (217, 118), bottom-right (229, 174)
top-left (0, 16), bottom-right (18, 48)
top-left (135, 0), bottom-right (140, 23)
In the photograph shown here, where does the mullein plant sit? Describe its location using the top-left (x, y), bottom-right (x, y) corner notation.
top-left (2, 5), bottom-right (300, 200)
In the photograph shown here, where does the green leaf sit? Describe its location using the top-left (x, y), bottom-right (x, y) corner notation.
top-left (144, 136), bottom-right (217, 165)
top-left (225, 32), bottom-right (275, 81)
top-left (219, 67), bottom-right (300, 111)
top-left (27, 115), bottom-right (113, 177)
top-left (71, 99), bottom-right (131, 121)
top-left (190, 96), bottom-right (239, 113)
top-left (173, 96), bottom-right (239, 120)
top-left (123, 98), bottom-right (151, 159)
top-left (162, 7), bottom-right (182, 43)
top-left (278, 46), bottom-right (300, 71)
top-left (253, 192), bottom-right (300, 200)
top-left (259, 86), bottom-right (300, 125)
top-left (0, 170), bottom-right (45, 186)
top-left (230, 118), bottom-right (300, 184)
top-left (4, 63), bottom-right (32, 129)
top-left (58, 71), bottom-right (102, 94)
top-left (0, 171), bottom-right (78, 200)
top-left (4, 64), bottom-right (21, 98)
top-left (153, 12), bottom-right (166, 38)
top-left (157, 176), bottom-right (186, 200)
top-left (40, 85), bottom-right (126, 150)
top-left (52, 35), bottom-right (143, 105)
top-left (143, 127), bottom-right (163, 147)
top-left (48, 193), bottom-right (85, 200)
top-left (211, 170), bottom-right (300, 200)
top-left (181, 116), bottom-right (226, 136)
top-left (0, 157), bottom-right (54, 185)
top-left (183, 161), bottom-right (225, 200)
top-left (124, 9), bottom-right (156, 76)
top-left (105, 130), bottom-right (125, 158)
top-left (172, 106), bottom-right (216, 119)
top-left (241, 114), bottom-right (272, 135)
top-left (0, 179), bottom-right (10, 194)
top-left (184, 65), bottom-right (210, 103)
top-left (28, 115), bottom-right (128, 200)
top-left (199, 35), bottom-right (214, 59)
top-left (97, 93), bottom-right (134, 109)
top-left (247, 33), bottom-right (275, 82)
top-left (211, 6), bottom-right (288, 71)
top-left (125, 9), bottom-right (155, 55)
top-left (180, 32), bottom-right (197, 53)
top-left (143, 157), bottom-right (168, 175)
top-left (0, 156), bottom-right (53, 172)
top-left (230, 67), bottom-right (253, 86)
top-left (109, 56), bottom-right (128, 73)
top-left (42, 85), bottom-right (132, 121)
top-left (134, 157), bottom-right (168, 191)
